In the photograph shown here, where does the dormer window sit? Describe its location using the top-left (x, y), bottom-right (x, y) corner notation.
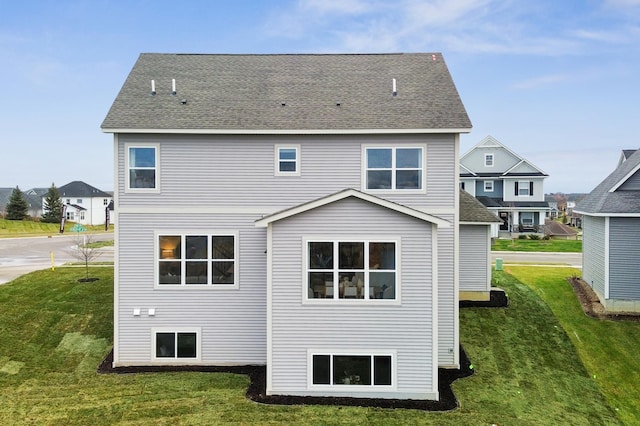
top-left (484, 153), bottom-right (494, 167)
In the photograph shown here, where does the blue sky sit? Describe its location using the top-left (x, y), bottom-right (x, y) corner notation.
top-left (1, 0), bottom-right (639, 194)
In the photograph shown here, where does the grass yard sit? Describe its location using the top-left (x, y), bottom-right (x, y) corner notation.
top-left (492, 238), bottom-right (582, 252)
top-left (506, 266), bottom-right (640, 426)
top-left (0, 267), bottom-right (623, 425)
top-left (0, 218), bottom-right (113, 238)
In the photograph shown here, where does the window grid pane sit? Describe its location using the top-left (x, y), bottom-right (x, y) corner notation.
top-left (366, 147), bottom-right (422, 190)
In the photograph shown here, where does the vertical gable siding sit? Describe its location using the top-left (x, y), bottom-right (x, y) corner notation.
top-left (269, 198), bottom-right (437, 398)
top-left (582, 215), bottom-right (606, 299)
top-left (609, 217), bottom-right (640, 299)
top-left (459, 225), bottom-right (490, 292)
top-left (116, 133), bottom-right (456, 210)
top-left (116, 213), bottom-right (267, 365)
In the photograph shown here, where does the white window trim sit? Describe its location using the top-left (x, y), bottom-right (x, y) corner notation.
top-left (517, 180), bottom-right (531, 196)
top-left (484, 153), bottom-right (494, 167)
top-left (154, 230), bottom-right (239, 289)
top-left (484, 180), bottom-right (494, 192)
top-left (307, 349), bottom-right (397, 390)
top-left (361, 145), bottom-right (426, 194)
top-left (151, 327), bottom-right (202, 363)
top-left (125, 143), bottom-right (160, 193)
top-left (303, 237), bottom-right (401, 305)
top-left (274, 144), bottom-right (301, 177)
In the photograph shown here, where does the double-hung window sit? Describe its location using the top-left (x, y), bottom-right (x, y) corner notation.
top-left (275, 145), bottom-right (300, 176)
top-left (127, 144), bottom-right (158, 191)
top-left (364, 147), bottom-right (424, 191)
top-left (157, 232), bottom-right (238, 287)
top-left (484, 153), bottom-right (494, 167)
top-left (307, 240), bottom-right (397, 301)
top-left (311, 352), bottom-right (394, 387)
top-left (515, 181), bottom-right (533, 196)
top-left (484, 180), bottom-right (494, 192)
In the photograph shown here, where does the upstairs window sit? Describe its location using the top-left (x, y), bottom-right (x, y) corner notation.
top-left (275, 145), bottom-right (300, 176)
top-left (127, 145), bottom-right (158, 191)
top-left (365, 147), bottom-right (424, 191)
top-left (157, 232), bottom-right (238, 288)
top-left (484, 153), bottom-right (494, 167)
top-left (484, 180), bottom-right (494, 192)
top-left (515, 181), bottom-right (533, 196)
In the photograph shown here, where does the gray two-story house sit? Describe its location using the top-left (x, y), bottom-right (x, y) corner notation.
top-left (102, 53), bottom-right (473, 401)
top-left (460, 135), bottom-right (549, 237)
top-left (575, 149), bottom-right (640, 313)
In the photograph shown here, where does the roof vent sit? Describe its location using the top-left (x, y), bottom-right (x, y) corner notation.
top-left (392, 78), bottom-right (397, 97)
top-left (336, 101), bottom-right (341, 107)
top-left (151, 80), bottom-right (156, 96)
top-left (180, 99), bottom-right (187, 105)
top-left (281, 101), bottom-right (286, 107)
top-left (171, 78), bottom-right (176, 95)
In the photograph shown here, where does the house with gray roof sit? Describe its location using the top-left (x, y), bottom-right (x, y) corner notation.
top-left (102, 52), bottom-right (480, 401)
top-left (460, 135), bottom-right (550, 237)
top-left (52, 181), bottom-right (113, 226)
top-left (575, 149), bottom-right (640, 312)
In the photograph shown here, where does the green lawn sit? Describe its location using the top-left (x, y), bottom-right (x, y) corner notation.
top-left (0, 218), bottom-right (112, 238)
top-left (0, 267), bottom-right (623, 425)
top-left (507, 266), bottom-right (640, 426)
top-left (492, 238), bottom-right (582, 252)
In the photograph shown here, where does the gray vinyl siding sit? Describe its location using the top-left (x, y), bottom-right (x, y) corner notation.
top-left (582, 215), bottom-right (606, 299)
top-left (461, 147), bottom-right (519, 174)
top-left (115, 213), bottom-right (267, 365)
top-left (437, 215), bottom-right (456, 366)
top-left (117, 133), bottom-right (456, 210)
top-left (608, 217), bottom-right (640, 299)
top-left (617, 171), bottom-right (640, 190)
top-left (459, 225), bottom-right (490, 292)
top-left (268, 197), bottom-right (437, 398)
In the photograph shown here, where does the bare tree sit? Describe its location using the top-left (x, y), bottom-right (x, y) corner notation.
top-left (68, 233), bottom-right (103, 282)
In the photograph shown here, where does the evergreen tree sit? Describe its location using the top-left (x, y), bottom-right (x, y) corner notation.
top-left (41, 183), bottom-right (63, 223)
top-left (6, 186), bottom-right (29, 220)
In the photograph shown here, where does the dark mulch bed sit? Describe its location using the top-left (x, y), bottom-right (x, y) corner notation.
top-left (97, 289), bottom-right (509, 411)
top-left (460, 288), bottom-right (509, 309)
top-left (568, 277), bottom-right (640, 322)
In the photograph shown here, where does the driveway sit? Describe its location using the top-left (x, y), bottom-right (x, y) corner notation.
top-left (491, 251), bottom-right (582, 268)
top-left (0, 233), bottom-right (114, 284)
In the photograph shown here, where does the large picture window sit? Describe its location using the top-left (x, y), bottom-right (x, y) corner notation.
top-left (311, 353), bottom-right (393, 386)
top-left (307, 240), bottom-right (397, 301)
top-left (153, 329), bottom-right (199, 360)
top-left (127, 145), bottom-right (158, 190)
top-left (365, 147), bottom-right (424, 191)
top-left (157, 233), bottom-right (237, 287)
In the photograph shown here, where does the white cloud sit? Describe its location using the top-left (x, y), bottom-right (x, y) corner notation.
top-left (511, 74), bottom-right (569, 90)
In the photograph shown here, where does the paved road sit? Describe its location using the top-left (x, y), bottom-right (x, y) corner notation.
top-left (0, 233), bottom-right (114, 284)
top-left (492, 251), bottom-right (582, 268)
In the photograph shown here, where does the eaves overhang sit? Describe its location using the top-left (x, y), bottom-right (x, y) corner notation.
top-left (101, 127), bottom-right (472, 135)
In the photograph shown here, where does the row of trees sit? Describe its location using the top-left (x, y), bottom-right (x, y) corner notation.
top-left (4, 184), bottom-right (64, 222)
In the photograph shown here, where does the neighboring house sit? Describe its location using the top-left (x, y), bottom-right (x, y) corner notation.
top-left (543, 220), bottom-right (579, 240)
top-left (575, 148), bottom-right (640, 313)
top-left (459, 190), bottom-right (502, 301)
top-left (545, 196), bottom-right (559, 219)
top-left (102, 53), bottom-right (474, 401)
top-left (460, 136), bottom-right (550, 237)
top-left (50, 181), bottom-right (113, 226)
top-left (0, 187), bottom-right (46, 218)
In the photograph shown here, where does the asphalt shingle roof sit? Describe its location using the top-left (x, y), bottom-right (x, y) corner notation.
top-left (101, 53), bottom-right (471, 132)
top-left (59, 181), bottom-right (111, 198)
top-left (460, 190), bottom-right (502, 223)
top-left (575, 148), bottom-right (640, 214)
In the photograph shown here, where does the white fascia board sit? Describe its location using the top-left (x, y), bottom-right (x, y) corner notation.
top-left (573, 210), bottom-right (640, 217)
top-left (102, 127), bottom-right (472, 135)
top-left (255, 189), bottom-right (451, 228)
top-left (459, 221), bottom-right (500, 225)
